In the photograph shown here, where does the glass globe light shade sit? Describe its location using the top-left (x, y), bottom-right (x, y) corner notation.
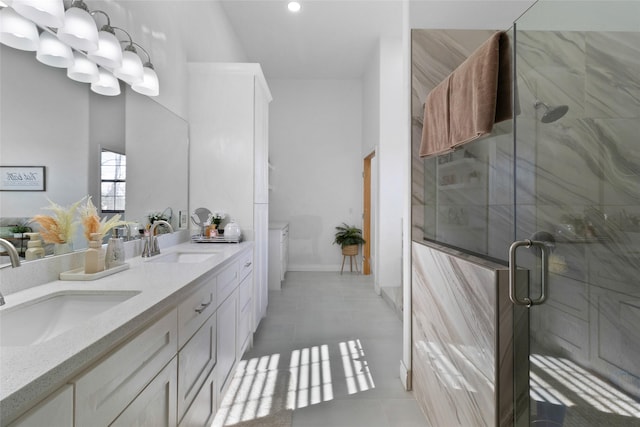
top-left (132, 65), bottom-right (159, 96)
top-left (36, 31), bottom-right (73, 68)
top-left (67, 51), bottom-right (99, 83)
top-left (87, 29), bottom-right (122, 69)
top-left (0, 6), bottom-right (39, 51)
top-left (91, 67), bottom-right (121, 96)
top-left (12, 0), bottom-right (65, 28)
top-left (57, 4), bottom-right (98, 51)
top-left (113, 48), bottom-right (143, 84)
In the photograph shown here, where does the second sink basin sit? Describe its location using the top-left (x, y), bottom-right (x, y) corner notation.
top-left (148, 252), bottom-right (221, 264)
top-left (0, 290), bottom-right (139, 347)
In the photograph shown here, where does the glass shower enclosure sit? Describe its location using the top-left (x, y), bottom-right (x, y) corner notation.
top-left (512, 1), bottom-right (640, 425)
top-left (411, 1), bottom-right (640, 425)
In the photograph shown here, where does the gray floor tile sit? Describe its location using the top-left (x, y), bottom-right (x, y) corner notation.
top-left (236, 271), bottom-right (427, 427)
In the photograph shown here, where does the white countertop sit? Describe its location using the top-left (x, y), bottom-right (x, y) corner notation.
top-left (269, 222), bottom-right (289, 230)
top-left (0, 241), bottom-right (253, 424)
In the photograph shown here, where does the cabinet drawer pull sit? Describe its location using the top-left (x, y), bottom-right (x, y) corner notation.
top-left (244, 261), bottom-right (252, 267)
top-left (195, 301), bottom-right (212, 314)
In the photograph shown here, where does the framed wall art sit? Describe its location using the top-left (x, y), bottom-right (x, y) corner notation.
top-left (0, 166), bottom-right (46, 191)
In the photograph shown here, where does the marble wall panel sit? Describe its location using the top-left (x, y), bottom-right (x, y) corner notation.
top-left (412, 242), bottom-right (515, 427)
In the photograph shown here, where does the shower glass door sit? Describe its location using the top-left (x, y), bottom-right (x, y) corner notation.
top-left (513, 1), bottom-right (640, 425)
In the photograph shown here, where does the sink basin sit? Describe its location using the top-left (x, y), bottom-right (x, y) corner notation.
top-left (148, 252), bottom-right (221, 264)
top-left (0, 291), bottom-right (139, 346)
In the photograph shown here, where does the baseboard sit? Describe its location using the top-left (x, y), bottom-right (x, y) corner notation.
top-left (400, 359), bottom-right (412, 391)
top-left (288, 264), bottom-right (343, 272)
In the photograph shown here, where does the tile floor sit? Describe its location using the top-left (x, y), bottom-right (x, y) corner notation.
top-left (237, 271), bottom-right (428, 427)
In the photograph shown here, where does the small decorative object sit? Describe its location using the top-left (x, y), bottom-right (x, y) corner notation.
top-left (80, 196), bottom-right (129, 243)
top-left (24, 232), bottom-right (45, 261)
top-left (333, 223), bottom-right (366, 274)
top-left (333, 223), bottom-right (366, 253)
top-left (54, 242), bottom-right (73, 255)
top-left (210, 211), bottom-right (226, 229)
top-left (105, 227), bottom-right (126, 269)
top-left (224, 219), bottom-right (241, 241)
top-left (31, 197), bottom-right (83, 248)
top-left (10, 221), bottom-right (31, 238)
top-left (84, 233), bottom-right (105, 274)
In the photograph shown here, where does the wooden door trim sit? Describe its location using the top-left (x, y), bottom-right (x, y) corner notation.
top-left (363, 151), bottom-right (375, 275)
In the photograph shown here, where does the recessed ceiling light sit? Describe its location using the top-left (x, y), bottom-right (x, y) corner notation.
top-left (287, 1), bottom-right (301, 13)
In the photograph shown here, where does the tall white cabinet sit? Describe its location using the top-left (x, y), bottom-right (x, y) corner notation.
top-left (188, 63), bottom-right (272, 331)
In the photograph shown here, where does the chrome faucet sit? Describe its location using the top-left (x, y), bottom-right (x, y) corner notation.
top-left (0, 238), bottom-right (21, 306)
top-left (142, 220), bottom-right (174, 258)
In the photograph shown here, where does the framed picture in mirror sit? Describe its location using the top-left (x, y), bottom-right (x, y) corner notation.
top-left (0, 166), bottom-right (46, 191)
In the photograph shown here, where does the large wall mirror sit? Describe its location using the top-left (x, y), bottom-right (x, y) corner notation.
top-left (0, 44), bottom-right (188, 259)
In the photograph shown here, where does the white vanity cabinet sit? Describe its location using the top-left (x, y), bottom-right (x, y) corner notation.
top-left (269, 222), bottom-right (289, 290)
top-left (177, 270), bottom-right (218, 423)
top-left (8, 385), bottom-right (73, 427)
top-left (3, 245), bottom-right (259, 427)
top-left (74, 309), bottom-right (178, 427)
top-left (110, 358), bottom-right (178, 427)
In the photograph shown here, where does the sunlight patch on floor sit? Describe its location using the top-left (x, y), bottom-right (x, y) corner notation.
top-left (212, 340), bottom-right (376, 426)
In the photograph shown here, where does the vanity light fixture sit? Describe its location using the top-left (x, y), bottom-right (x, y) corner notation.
top-left (112, 27), bottom-right (143, 84)
top-left (288, 1), bottom-right (301, 12)
top-left (67, 50), bottom-right (99, 83)
top-left (0, 6), bottom-right (39, 51)
top-left (131, 43), bottom-right (159, 96)
top-left (57, 0), bottom-right (99, 51)
top-left (11, 0), bottom-right (64, 29)
top-left (87, 10), bottom-right (122, 69)
top-left (91, 67), bottom-right (120, 96)
top-left (36, 30), bottom-right (73, 68)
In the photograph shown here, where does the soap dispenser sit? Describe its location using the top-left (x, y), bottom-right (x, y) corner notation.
top-left (24, 232), bottom-right (45, 261)
top-left (105, 227), bottom-right (125, 269)
top-left (85, 233), bottom-right (105, 274)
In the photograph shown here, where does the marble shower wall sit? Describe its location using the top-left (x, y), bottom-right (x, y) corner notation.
top-left (412, 242), bottom-right (519, 427)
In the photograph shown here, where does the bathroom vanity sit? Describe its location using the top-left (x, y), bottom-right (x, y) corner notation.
top-left (0, 241), bottom-right (255, 427)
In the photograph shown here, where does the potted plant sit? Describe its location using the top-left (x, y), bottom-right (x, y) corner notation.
top-left (333, 223), bottom-right (366, 256)
top-left (10, 221), bottom-right (32, 238)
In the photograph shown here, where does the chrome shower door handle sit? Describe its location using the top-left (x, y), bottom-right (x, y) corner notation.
top-left (509, 239), bottom-right (550, 307)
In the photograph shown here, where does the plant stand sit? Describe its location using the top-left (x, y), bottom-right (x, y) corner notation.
top-left (340, 245), bottom-right (360, 274)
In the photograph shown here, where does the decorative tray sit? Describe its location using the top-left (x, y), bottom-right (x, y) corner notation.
top-left (60, 263), bottom-right (129, 281)
top-left (191, 235), bottom-right (242, 244)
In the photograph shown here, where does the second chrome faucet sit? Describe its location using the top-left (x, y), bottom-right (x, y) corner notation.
top-left (142, 220), bottom-right (174, 258)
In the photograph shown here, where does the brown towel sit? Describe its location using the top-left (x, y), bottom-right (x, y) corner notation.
top-left (419, 31), bottom-right (511, 158)
top-left (419, 75), bottom-right (453, 157)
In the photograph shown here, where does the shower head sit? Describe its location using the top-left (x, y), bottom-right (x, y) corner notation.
top-left (534, 100), bottom-right (568, 123)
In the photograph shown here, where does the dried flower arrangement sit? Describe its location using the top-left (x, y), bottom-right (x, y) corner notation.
top-left (31, 198), bottom-right (83, 244)
top-left (79, 196), bottom-right (128, 242)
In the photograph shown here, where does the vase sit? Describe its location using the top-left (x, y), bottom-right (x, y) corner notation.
top-left (54, 242), bottom-right (73, 255)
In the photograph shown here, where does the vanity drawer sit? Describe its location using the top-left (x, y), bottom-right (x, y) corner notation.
top-left (74, 309), bottom-right (178, 427)
top-left (178, 274), bottom-right (216, 348)
top-left (238, 272), bottom-right (253, 311)
top-left (179, 365), bottom-right (217, 427)
top-left (217, 262), bottom-right (239, 306)
top-left (178, 313), bottom-right (217, 420)
top-left (110, 357), bottom-right (177, 427)
top-left (239, 249), bottom-right (254, 281)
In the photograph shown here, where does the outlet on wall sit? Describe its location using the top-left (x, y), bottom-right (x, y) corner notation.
top-left (178, 210), bottom-right (188, 229)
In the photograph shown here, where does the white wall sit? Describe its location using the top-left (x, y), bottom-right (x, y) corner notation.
top-left (361, 38), bottom-right (406, 304)
top-left (268, 79), bottom-right (363, 271)
top-left (378, 38), bottom-right (406, 301)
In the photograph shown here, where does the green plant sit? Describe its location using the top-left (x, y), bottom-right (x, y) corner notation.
top-left (10, 221), bottom-right (31, 234)
top-left (333, 223), bottom-right (366, 248)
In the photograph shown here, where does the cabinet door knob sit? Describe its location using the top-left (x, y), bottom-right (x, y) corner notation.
top-left (244, 261), bottom-right (252, 267)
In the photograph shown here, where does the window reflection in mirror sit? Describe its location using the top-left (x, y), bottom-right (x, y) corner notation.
top-left (101, 150), bottom-right (126, 214)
